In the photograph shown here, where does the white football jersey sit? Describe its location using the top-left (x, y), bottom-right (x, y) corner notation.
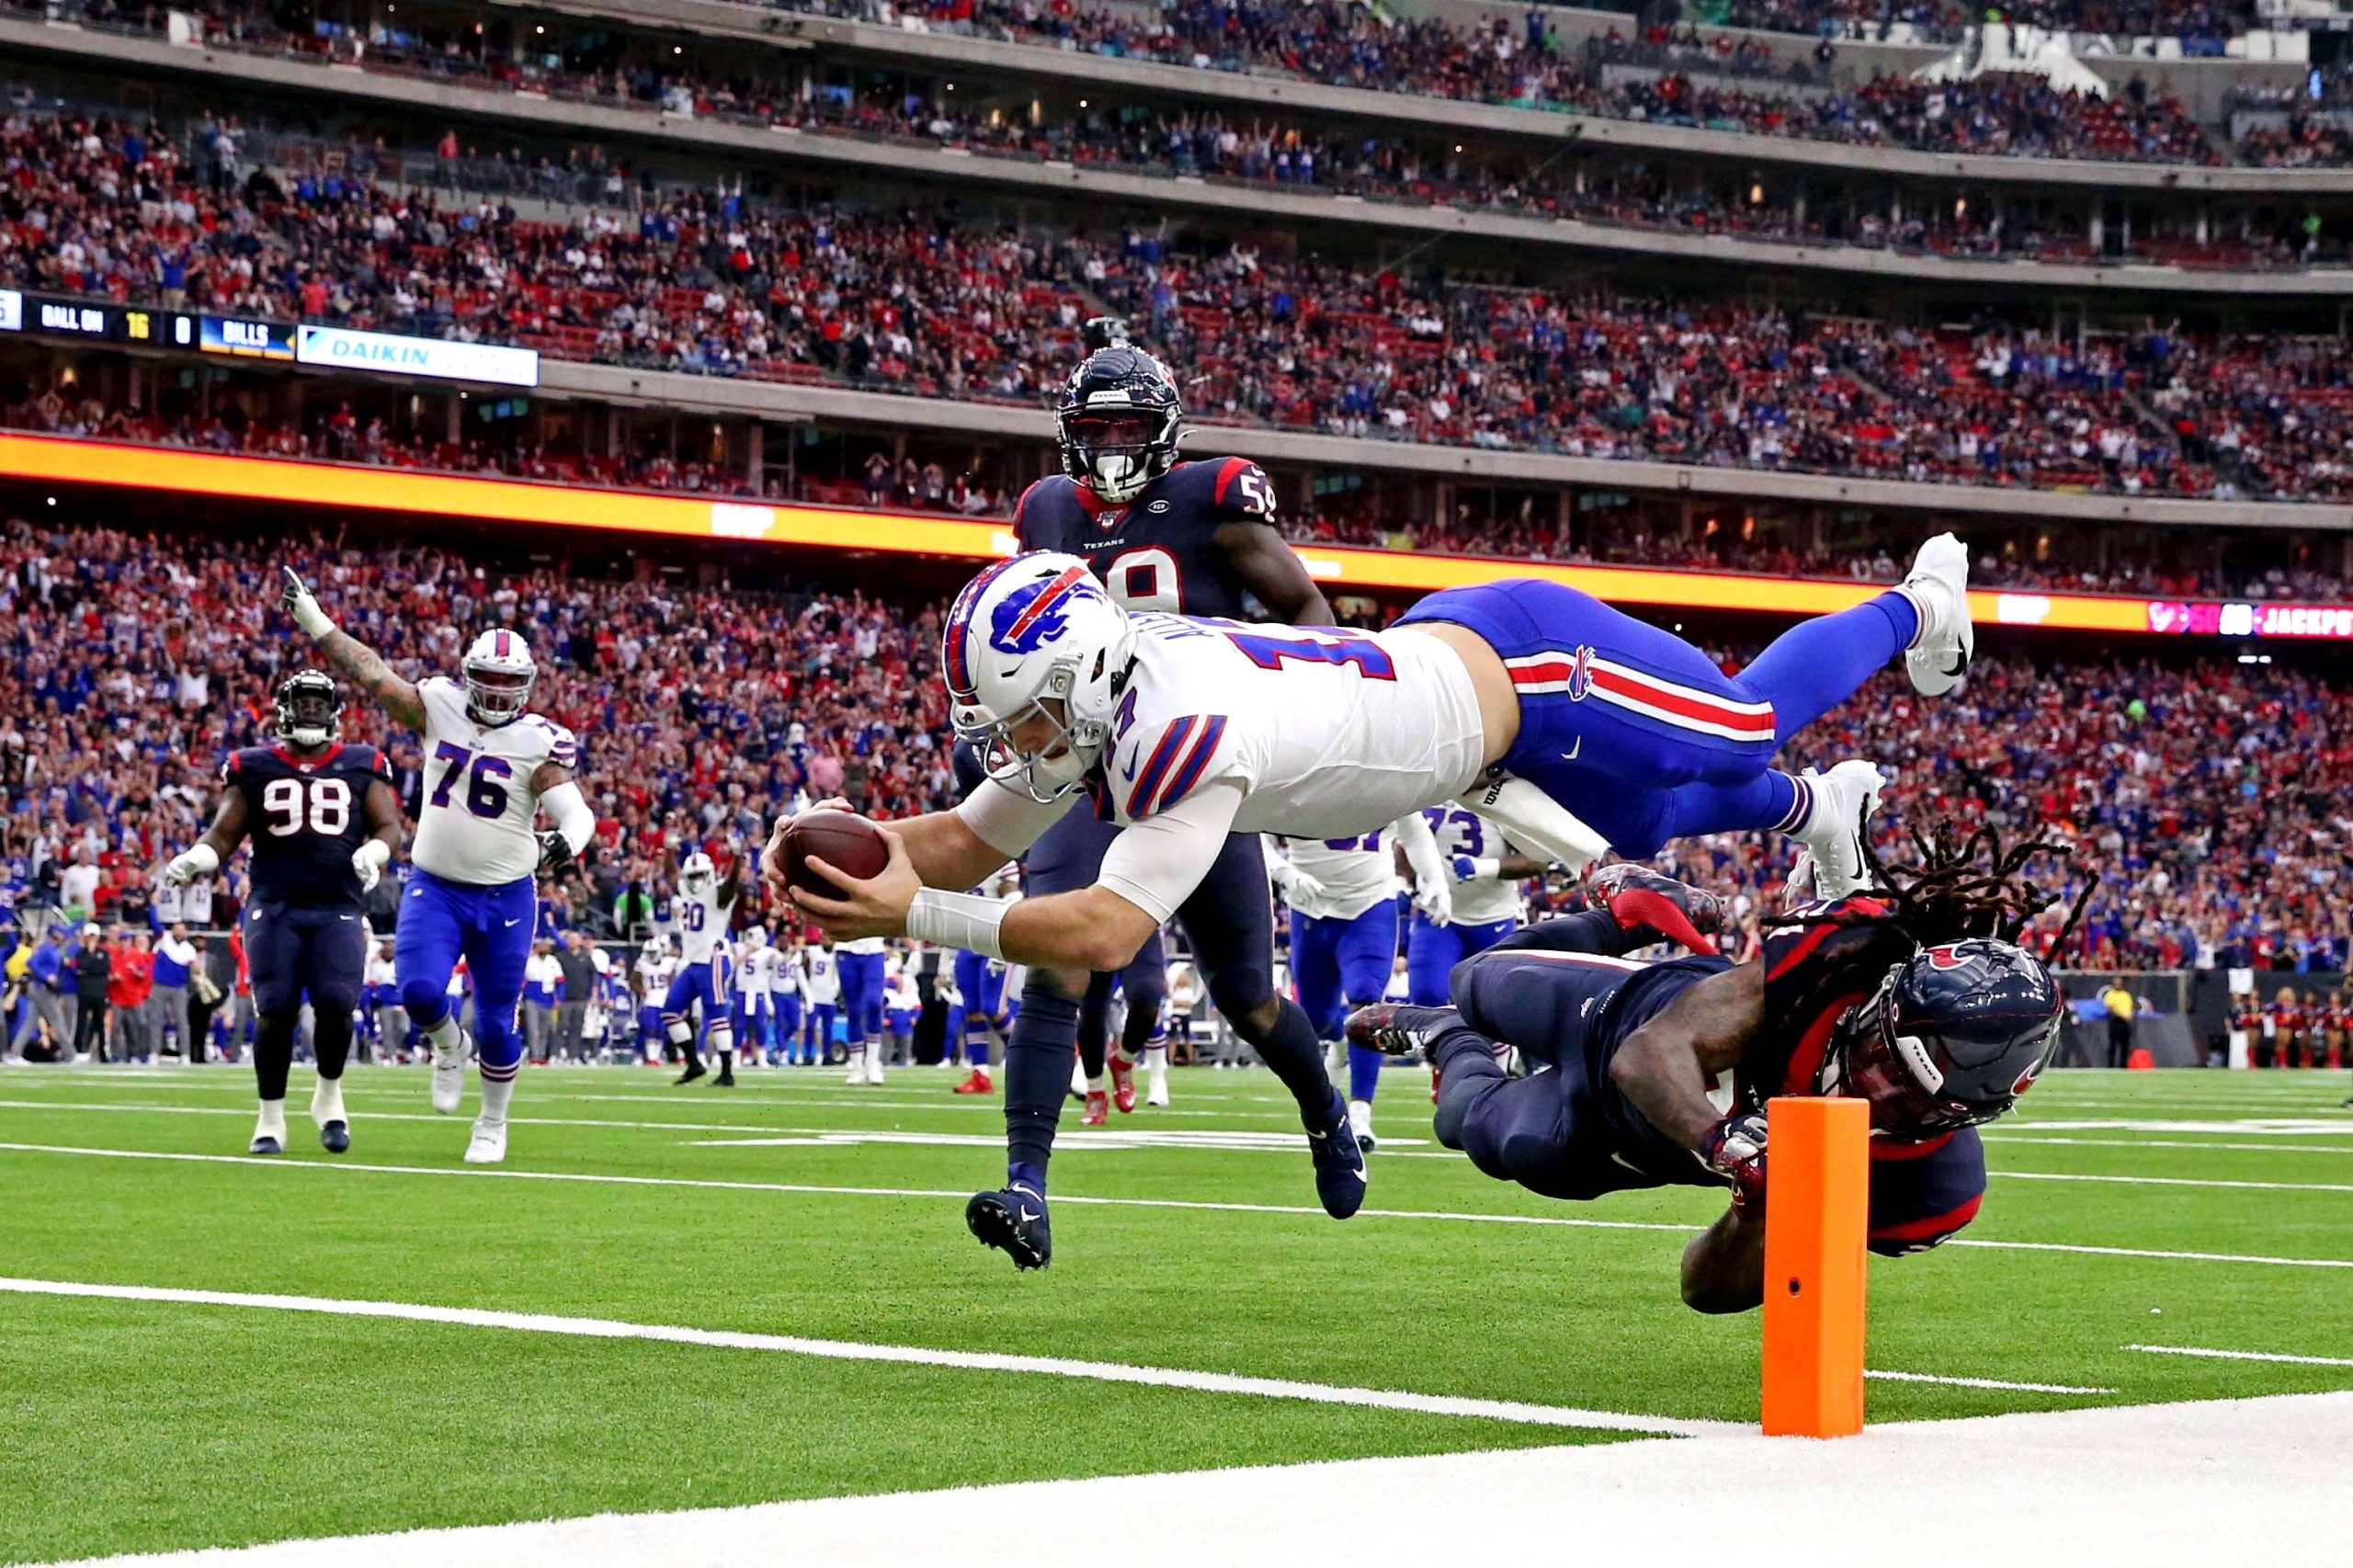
top-left (739, 945), bottom-right (772, 997)
top-left (775, 950), bottom-right (805, 1001)
top-left (412, 676), bottom-right (578, 885)
top-left (842, 935), bottom-right (887, 956)
top-left (634, 951), bottom-right (676, 998)
top-left (364, 952), bottom-right (396, 988)
top-left (803, 948), bottom-right (840, 1005)
top-left (675, 882), bottom-right (729, 966)
top-left (1423, 806), bottom-right (1527, 926)
top-left (1271, 832), bottom-right (1398, 923)
top-left (1102, 617), bottom-right (1483, 838)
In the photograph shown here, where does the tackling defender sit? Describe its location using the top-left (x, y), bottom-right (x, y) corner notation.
top-left (665, 847), bottom-right (744, 1086)
top-left (162, 670), bottom-right (401, 1154)
top-left (281, 569), bottom-right (596, 1164)
top-left (1349, 842), bottom-right (2071, 1312)
top-left (772, 533), bottom-right (1974, 1258)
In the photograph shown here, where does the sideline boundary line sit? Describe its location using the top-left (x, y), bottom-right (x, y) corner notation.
top-left (0, 1275), bottom-right (1732, 1437)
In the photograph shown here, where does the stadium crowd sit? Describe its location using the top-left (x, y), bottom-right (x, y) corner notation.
top-left (2, 517), bottom-right (2347, 992)
top-left (9, 380), bottom-right (2352, 602)
top-left (25, 0), bottom-right (2310, 171)
top-left (4, 107), bottom-right (2350, 501)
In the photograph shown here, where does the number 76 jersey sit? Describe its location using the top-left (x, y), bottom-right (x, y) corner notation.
top-left (412, 676), bottom-right (578, 887)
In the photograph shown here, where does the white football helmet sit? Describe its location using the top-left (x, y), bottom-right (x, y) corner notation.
top-left (944, 552), bottom-right (1134, 803)
top-left (680, 851), bottom-right (715, 895)
top-left (463, 628), bottom-right (537, 722)
top-left (643, 934), bottom-right (670, 960)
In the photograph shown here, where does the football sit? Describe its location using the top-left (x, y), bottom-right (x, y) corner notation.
top-left (778, 809), bottom-right (892, 897)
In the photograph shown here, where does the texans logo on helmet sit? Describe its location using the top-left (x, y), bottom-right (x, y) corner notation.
top-left (990, 565), bottom-right (1096, 655)
top-left (1924, 944), bottom-right (1972, 971)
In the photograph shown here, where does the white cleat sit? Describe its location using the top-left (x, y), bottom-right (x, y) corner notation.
top-left (1900, 532), bottom-right (1973, 697)
top-left (462, 1117), bottom-right (507, 1165)
top-left (1794, 761), bottom-right (1889, 903)
top-left (430, 1032), bottom-right (472, 1115)
top-left (866, 1056), bottom-right (886, 1085)
top-left (846, 1055), bottom-right (868, 1086)
top-left (1145, 1074), bottom-right (1171, 1108)
top-left (1347, 1096), bottom-right (1377, 1153)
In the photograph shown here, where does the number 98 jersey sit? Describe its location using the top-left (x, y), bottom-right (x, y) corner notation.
top-left (222, 741), bottom-right (392, 909)
top-left (413, 676), bottom-right (577, 887)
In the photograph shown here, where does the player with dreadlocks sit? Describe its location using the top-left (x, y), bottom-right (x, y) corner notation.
top-left (1347, 828), bottom-right (2084, 1313)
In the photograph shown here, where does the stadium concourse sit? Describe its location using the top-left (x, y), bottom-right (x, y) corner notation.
top-left (6, 108), bottom-right (2353, 500)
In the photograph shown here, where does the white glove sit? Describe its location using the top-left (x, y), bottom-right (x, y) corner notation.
top-left (162, 844), bottom-right (219, 888)
top-left (279, 566), bottom-right (337, 639)
top-left (352, 839), bottom-right (392, 894)
top-left (1269, 860), bottom-right (1325, 906)
top-left (1414, 879), bottom-right (1455, 928)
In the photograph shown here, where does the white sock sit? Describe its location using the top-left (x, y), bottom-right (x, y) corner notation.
top-left (479, 1072), bottom-right (515, 1124)
top-left (1146, 1046), bottom-right (1168, 1088)
top-left (1086, 1073), bottom-right (1107, 1095)
top-left (255, 1099), bottom-right (288, 1142)
top-left (426, 1014), bottom-right (464, 1056)
top-left (312, 1076), bottom-right (346, 1125)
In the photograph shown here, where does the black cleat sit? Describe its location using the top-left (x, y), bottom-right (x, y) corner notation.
top-left (1345, 1003), bottom-right (1460, 1059)
top-left (1306, 1089), bottom-right (1368, 1218)
top-left (675, 1062), bottom-right (707, 1086)
top-left (319, 1120), bottom-right (350, 1154)
top-left (1588, 864), bottom-right (1727, 953)
top-left (712, 1071), bottom-right (735, 1087)
top-left (248, 1135), bottom-right (283, 1155)
top-left (966, 1186), bottom-right (1052, 1271)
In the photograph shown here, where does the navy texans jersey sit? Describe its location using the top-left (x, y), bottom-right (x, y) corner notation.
top-left (223, 742), bottom-right (391, 910)
top-left (1014, 457), bottom-right (1280, 618)
top-left (1463, 897), bottom-right (1986, 1252)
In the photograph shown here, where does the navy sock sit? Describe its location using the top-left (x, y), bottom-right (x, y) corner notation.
top-left (1004, 987), bottom-right (1083, 1193)
top-left (1233, 995), bottom-right (1340, 1128)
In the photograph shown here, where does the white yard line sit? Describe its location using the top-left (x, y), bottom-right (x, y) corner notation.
top-left (37, 1391), bottom-right (2353, 1568)
top-left (0, 1101), bottom-right (1450, 1154)
top-left (1993, 1170), bottom-right (2353, 1194)
top-left (1864, 1369), bottom-right (2114, 1394)
top-left (1986, 1136), bottom-right (2353, 1156)
top-left (2126, 1345), bottom-right (2353, 1369)
top-left (3, 1140), bottom-right (2347, 1269)
top-left (0, 1275), bottom-right (1730, 1437)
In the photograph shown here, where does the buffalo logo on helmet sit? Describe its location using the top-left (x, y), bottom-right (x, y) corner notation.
top-left (989, 565), bottom-right (1098, 656)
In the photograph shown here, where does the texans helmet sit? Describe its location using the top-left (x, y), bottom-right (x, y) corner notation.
top-left (273, 669), bottom-right (342, 751)
top-left (1054, 345), bottom-right (1182, 505)
top-left (1839, 937), bottom-right (2063, 1137)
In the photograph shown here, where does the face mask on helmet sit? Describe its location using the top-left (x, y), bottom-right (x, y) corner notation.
top-left (1837, 950), bottom-right (2063, 1138)
top-left (464, 662), bottom-right (535, 722)
top-left (953, 677), bottom-right (1106, 806)
top-left (275, 676), bottom-right (341, 751)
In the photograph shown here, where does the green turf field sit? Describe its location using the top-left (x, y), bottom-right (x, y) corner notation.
top-left (2, 1062), bottom-right (2348, 1564)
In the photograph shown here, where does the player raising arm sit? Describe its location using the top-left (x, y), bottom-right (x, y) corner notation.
top-left (162, 670), bottom-right (401, 1155)
top-left (281, 568), bottom-right (597, 1164)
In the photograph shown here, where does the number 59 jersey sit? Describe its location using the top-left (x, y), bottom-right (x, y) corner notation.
top-left (1099, 615), bottom-right (1487, 839)
top-left (413, 676), bottom-right (577, 886)
top-left (222, 741), bottom-right (392, 909)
